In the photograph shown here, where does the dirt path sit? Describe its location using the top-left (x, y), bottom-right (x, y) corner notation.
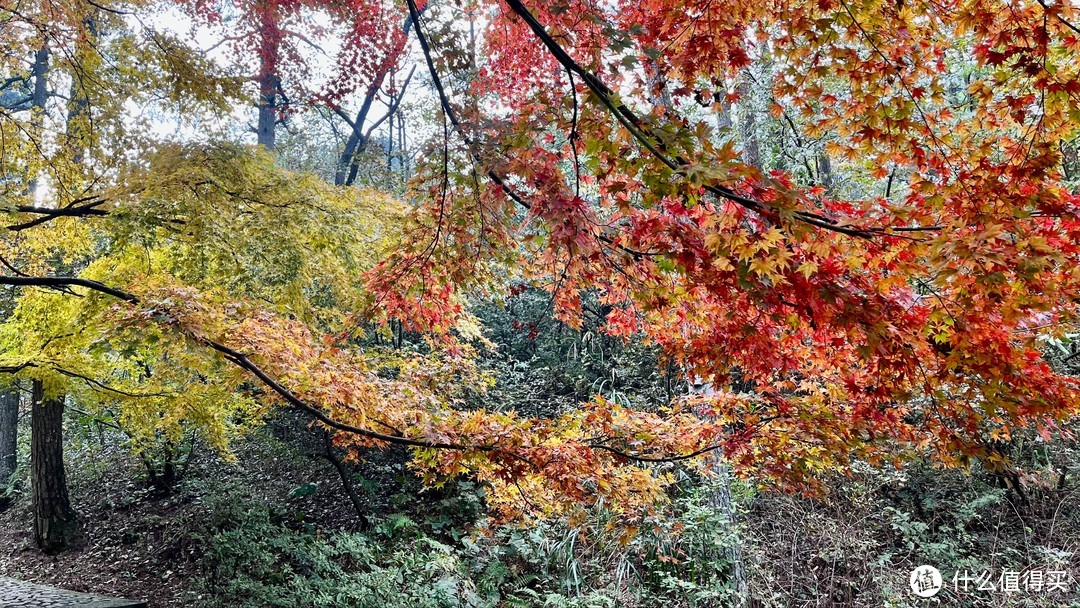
top-left (0, 575), bottom-right (147, 607)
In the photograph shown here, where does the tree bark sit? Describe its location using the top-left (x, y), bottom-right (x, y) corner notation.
top-left (32, 47), bottom-right (48, 108)
top-left (816, 151), bottom-right (834, 191)
top-left (26, 46), bottom-right (49, 195)
top-left (30, 380), bottom-right (77, 554)
top-left (726, 73), bottom-right (760, 606)
top-left (690, 379), bottom-right (749, 606)
top-left (65, 16), bottom-right (98, 167)
top-left (735, 76), bottom-right (761, 171)
top-left (711, 463), bottom-right (748, 605)
top-left (313, 431), bottom-right (371, 529)
top-left (256, 6), bottom-right (280, 151)
top-left (0, 388), bottom-right (18, 494)
top-left (334, 88), bottom-right (378, 186)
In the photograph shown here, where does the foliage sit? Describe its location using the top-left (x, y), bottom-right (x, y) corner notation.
top-left (5, 0), bottom-right (1080, 547)
top-left (187, 470), bottom-right (749, 608)
top-left (180, 0), bottom-right (409, 108)
top-left (192, 488), bottom-right (472, 608)
top-left (744, 451), bottom-right (1080, 606)
top-left (470, 287), bottom-right (673, 417)
top-left (370, 0), bottom-right (1080, 497)
top-left (0, 142), bottom-right (405, 465)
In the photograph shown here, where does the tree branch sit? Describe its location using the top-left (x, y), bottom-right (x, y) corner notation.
top-left (1035, 0), bottom-right (1080, 36)
top-left (0, 275), bottom-right (138, 302)
top-left (498, 0), bottom-right (932, 239)
top-left (407, 0), bottom-right (660, 260)
top-left (0, 274), bottom-right (720, 469)
top-left (7, 200), bottom-right (109, 231)
top-left (588, 441), bottom-right (725, 463)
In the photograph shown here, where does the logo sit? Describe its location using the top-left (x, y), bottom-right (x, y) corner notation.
top-left (911, 565), bottom-right (943, 598)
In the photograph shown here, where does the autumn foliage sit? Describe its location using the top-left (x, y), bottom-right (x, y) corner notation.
top-left (183, 0), bottom-right (410, 107)
top-left (371, 0), bottom-right (1080, 497)
top-left (3, 0), bottom-right (1080, 522)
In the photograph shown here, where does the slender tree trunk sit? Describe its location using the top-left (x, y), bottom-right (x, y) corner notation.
top-left (712, 462), bottom-right (747, 605)
top-left (689, 72), bottom-right (762, 606)
top-left (26, 46), bottom-right (49, 195)
top-left (65, 16), bottom-right (98, 172)
top-left (691, 378), bottom-right (749, 607)
top-left (816, 151), bottom-right (834, 191)
top-left (727, 74), bottom-right (759, 604)
top-left (313, 431), bottom-right (371, 529)
top-left (397, 111), bottom-right (407, 176)
top-left (716, 98), bottom-right (733, 132)
top-left (735, 76), bottom-right (761, 171)
top-left (335, 88), bottom-right (378, 186)
top-left (0, 388), bottom-right (18, 495)
top-left (32, 47), bottom-right (48, 109)
top-left (257, 85), bottom-right (277, 150)
top-left (256, 6), bottom-right (279, 151)
top-left (386, 107), bottom-right (394, 176)
top-left (30, 380), bottom-right (77, 553)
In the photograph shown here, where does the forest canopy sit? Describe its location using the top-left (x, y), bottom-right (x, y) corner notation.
top-left (2, 0), bottom-right (1080, 536)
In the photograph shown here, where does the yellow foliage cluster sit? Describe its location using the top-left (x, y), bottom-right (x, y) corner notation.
top-left (1, 142), bottom-right (407, 458)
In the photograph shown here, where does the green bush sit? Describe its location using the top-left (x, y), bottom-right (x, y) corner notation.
top-left (191, 486), bottom-right (482, 608)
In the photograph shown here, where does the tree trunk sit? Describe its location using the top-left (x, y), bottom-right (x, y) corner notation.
top-left (66, 16), bottom-right (97, 166)
top-left (256, 6), bottom-right (279, 151)
top-left (711, 464), bottom-right (748, 605)
top-left (735, 76), bottom-right (761, 171)
top-left (256, 77), bottom-right (278, 150)
top-left (31, 380), bottom-right (77, 554)
top-left (32, 47), bottom-right (48, 108)
top-left (816, 151), bottom-right (834, 191)
top-left (335, 87), bottom-right (378, 186)
top-left (727, 74), bottom-right (760, 605)
top-left (0, 388), bottom-right (18, 495)
top-left (26, 46), bottom-right (49, 195)
top-left (313, 431), bottom-right (372, 529)
top-left (690, 379), bottom-right (749, 606)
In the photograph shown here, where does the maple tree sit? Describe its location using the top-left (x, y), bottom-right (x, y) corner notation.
top-left (1, 1), bottom-right (133, 551)
top-left (2, 0), bottom-right (1080, 535)
top-left (180, 0), bottom-right (411, 150)
top-left (370, 0), bottom-right (1080, 499)
top-left (0, 141), bottom-right (406, 465)
top-left (0, 0), bottom-right (393, 546)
